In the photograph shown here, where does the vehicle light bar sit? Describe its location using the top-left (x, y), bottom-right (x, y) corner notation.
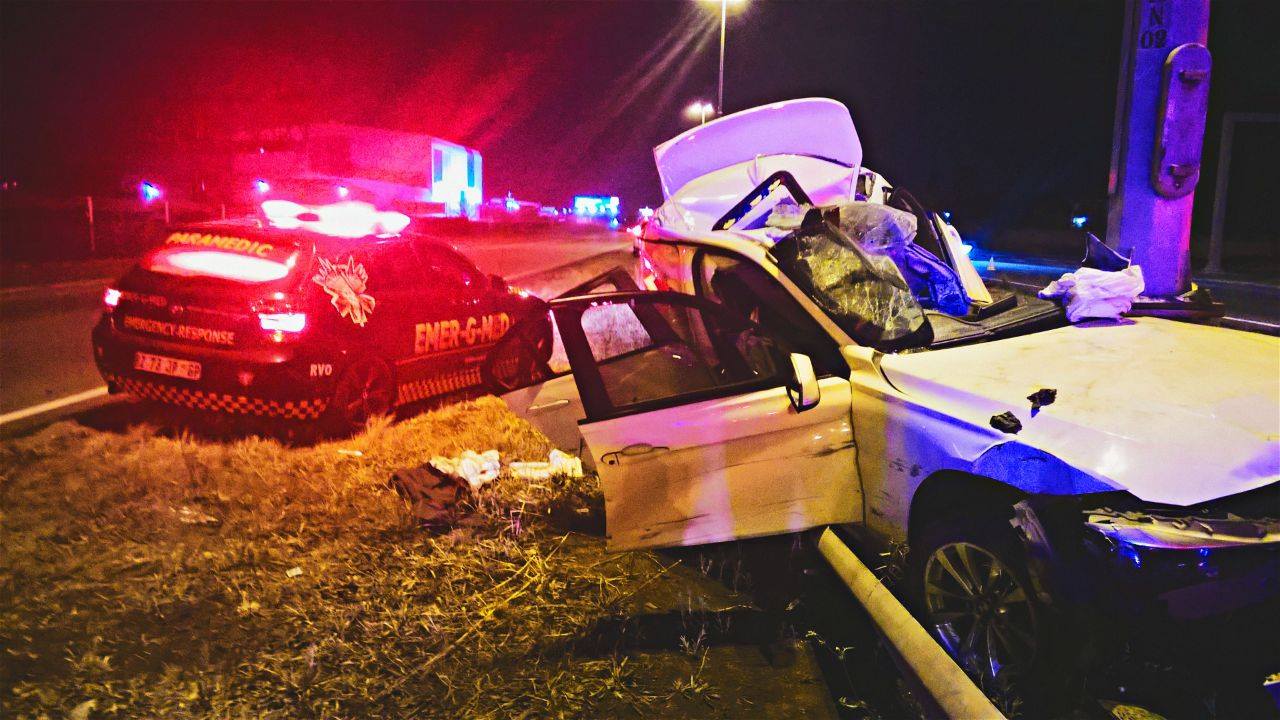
top-left (261, 199), bottom-right (410, 238)
top-left (103, 287), bottom-right (121, 307)
top-left (158, 250), bottom-right (294, 282)
top-left (258, 312), bottom-right (307, 333)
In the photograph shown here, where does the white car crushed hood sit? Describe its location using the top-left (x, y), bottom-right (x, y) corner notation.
top-left (653, 98), bottom-right (863, 234)
top-left (879, 316), bottom-right (1280, 507)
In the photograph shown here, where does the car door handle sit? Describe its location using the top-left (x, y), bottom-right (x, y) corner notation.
top-left (528, 399), bottom-right (570, 414)
top-left (600, 443), bottom-right (670, 466)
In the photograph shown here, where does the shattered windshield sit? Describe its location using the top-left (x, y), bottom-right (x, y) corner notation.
top-left (770, 214), bottom-right (931, 351)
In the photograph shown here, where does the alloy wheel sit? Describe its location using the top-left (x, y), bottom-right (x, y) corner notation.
top-left (344, 362), bottom-right (393, 425)
top-left (922, 541), bottom-right (1038, 690)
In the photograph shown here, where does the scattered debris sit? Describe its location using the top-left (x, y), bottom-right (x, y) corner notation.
top-left (174, 505), bottom-right (220, 526)
top-left (336, 448), bottom-right (364, 457)
top-left (1027, 388), bottom-right (1057, 416)
top-left (285, 566), bottom-right (303, 578)
top-left (509, 449), bottom-right (585, 480)
top-left (430, 449), bottom-right (501, 492)
top-left (389, 465), bottom-right (466, 528)
top-left (990, 411), bottom-right (1022, 434)
top-left (1038, 265), bottom-right (1145, 322)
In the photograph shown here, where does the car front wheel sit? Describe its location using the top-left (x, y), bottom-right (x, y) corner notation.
top-left (908, 507), bottom-right (1070, 712)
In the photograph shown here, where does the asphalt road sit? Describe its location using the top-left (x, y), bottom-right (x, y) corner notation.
top-left (0, 227), bottom-right (628, 420)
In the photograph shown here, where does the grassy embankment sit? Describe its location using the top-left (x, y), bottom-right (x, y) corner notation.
top-left (0, 398), bottom-right (701, 719)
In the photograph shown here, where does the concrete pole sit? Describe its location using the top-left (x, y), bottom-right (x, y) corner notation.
top-left (1104, 0), bottom-right (1210, 298)
top-left (1206, 113), bottom-right (1280, 274)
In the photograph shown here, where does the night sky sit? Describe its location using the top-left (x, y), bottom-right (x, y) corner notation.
top-left (2, 1), bottom-right (1276, 240)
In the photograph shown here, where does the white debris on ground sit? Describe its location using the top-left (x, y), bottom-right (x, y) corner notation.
top-left (426, 449), bottom-right (585, 492)
top-left (509, 449), bottom-right (584, 481)
top-left (1039, 265), bottom-right (1145, 323)
top-left (429, 449), bottom-right (502, 492)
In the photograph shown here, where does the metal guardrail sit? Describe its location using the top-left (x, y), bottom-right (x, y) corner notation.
top-left (817, 528), bottom-right (1006, 720)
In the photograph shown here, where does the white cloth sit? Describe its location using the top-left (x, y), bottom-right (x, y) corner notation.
top-left (508, 449), bottom-right (584, 481)
top-left (429, 449), bottom-right (501, 492)
top-left (1039, 265), bottom-right (1145, 323)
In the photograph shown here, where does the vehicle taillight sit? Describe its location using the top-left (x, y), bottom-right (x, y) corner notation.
top-left (253, 295), bottom-right (306, 341)
top-left (258, 312), bottom-right (307, 333)
top-left (103, 287), bottom-right (121, 308)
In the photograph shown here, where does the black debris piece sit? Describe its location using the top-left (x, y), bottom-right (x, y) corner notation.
top-left (1027, 388), bottom-right (1058, 416)
top-left (389, 465), bottom-right (467, 530)
top-left (990, 411), bottom-right (1023, 434)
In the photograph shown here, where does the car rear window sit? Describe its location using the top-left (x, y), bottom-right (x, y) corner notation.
top-left (143, 228), bottom-right (307, 286)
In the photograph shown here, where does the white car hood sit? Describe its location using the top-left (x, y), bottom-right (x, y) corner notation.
top-left (879, 317), bottom-right (1280, 506)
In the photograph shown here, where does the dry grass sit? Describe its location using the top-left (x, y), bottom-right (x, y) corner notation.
top-left (0, 397), bottom-right (679, 719)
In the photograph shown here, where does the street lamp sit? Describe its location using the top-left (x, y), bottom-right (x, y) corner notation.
top-left (686, 100), bottom-right (715, 125)
top-left (704, 0), bottom-right (745, 114)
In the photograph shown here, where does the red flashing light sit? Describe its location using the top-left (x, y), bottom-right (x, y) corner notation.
top-left (261, 200), bottom-right (410, 238)
top-left (103, 287), bottom-right (121, 307)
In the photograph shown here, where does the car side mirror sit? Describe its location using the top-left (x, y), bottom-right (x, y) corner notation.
top-left (785, 353), bottom-right (820, 412)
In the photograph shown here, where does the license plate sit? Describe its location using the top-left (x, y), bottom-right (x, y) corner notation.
top-left (134, 352), bottom-right (201, 380)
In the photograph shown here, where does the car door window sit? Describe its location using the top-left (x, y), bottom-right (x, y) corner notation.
top-left (695, 250), bottom-right (846, 377)
top-left (416, 245), bottom-right (480, 299)
top-left (365, 243), bottom-right (424, 292)
top-left (562, 294), bottom-right (787, 418)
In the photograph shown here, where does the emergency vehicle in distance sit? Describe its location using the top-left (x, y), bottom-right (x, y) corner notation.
top-left (92, 201), bottom-right (545, 433)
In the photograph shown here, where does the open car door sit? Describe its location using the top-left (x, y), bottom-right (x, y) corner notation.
top-left (545, 290), bottom-right (860, 550)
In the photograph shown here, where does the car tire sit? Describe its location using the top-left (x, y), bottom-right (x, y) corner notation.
top-left (482, 315), bottom-right (554, 394)
top-left (325, 356), bottom-right (396, 436)
top-left (906, 504), bottom-right (1073, 713)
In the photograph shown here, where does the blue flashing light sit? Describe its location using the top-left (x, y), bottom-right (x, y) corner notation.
top-left (254, 179), bottom-right (270, 194)
top-left (1071, 214), bottom-right (1089, 229)
top-left (140, 181), bottom-right (161, 202)
top-left (941, 210), bottom-right (953, 221)
top-left (608, 218), bottom-right (620, 229)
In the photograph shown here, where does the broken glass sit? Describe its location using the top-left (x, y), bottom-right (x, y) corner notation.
top-left (771, 213), bottom-right (932, 351)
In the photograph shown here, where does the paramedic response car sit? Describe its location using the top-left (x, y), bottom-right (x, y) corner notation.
top-left (92, 205), bottom-right (544, 433)
top-left (485, 99), bottom-right (1280, 710)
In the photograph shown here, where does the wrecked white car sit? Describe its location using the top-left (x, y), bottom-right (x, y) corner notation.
top-left (485, 99), bottom-right (1279, 703)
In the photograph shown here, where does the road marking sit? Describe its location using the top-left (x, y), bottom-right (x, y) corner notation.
top-left (0, 386), bottom-right (109, 426)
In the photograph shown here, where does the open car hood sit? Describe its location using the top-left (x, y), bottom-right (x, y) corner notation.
top-left (880, 318), bottom-right (1280, 507)
top-left (653, 98), bottom-right (862, 233)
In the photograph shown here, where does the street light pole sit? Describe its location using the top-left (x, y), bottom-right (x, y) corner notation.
top-left (717, 0), bottom-right (727, 114)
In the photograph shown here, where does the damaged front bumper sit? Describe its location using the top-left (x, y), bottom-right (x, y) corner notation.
top-left (1080, 486), bottom-right (1280, 621)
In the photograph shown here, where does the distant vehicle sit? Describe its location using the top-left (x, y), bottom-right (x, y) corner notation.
top-left (487, 99), bottom-right (1280, 711)
top-left (92, 203), bottom-right (545, 433)
top-left (234, 123), bottom-right (483, 218)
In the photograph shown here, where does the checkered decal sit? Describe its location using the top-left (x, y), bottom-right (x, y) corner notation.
top-left (396, 368), bottom-right (484, 405)
top-left (107, 374), bottom-right (328, 420)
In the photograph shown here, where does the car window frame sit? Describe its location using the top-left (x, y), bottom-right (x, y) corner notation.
top-left (553, 291), bottom-right (792, 424)
top-left (691, 247), bottom-right (847, 379)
